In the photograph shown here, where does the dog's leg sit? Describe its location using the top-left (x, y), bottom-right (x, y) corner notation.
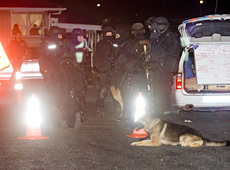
top-left (179, 134), bottom-right (203, 147)
top-left (131, 140), bottom-right (160, 146)
top-left (131, 135), bottom-right (161, 146)
top-left (111, 85), bottom-right (123, 111)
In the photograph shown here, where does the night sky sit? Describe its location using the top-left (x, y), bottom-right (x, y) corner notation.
top-left (43, 0), bottom-right (230, 28)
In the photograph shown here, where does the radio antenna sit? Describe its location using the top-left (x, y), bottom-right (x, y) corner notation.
top-left (215, 0), bottom-right (218, 14)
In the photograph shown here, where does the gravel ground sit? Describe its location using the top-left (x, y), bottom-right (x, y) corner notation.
top-left (0, 101), bottom-right (230, 170)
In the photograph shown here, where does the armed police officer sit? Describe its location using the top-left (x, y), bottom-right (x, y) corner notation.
top-left (113, 24), bottom-right (149, 121)
top-left (60, 28), bottom-right (89, 127)
top-left (94, 26), bottom-right (116, 117)
top-left (145, 17), bottom-right (181, 115)
top-left (38, 26), bottom-right (67, 126)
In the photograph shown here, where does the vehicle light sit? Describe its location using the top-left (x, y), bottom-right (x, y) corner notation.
top-left (135, 92), bottom-right (145, 122)
top-left (15, 71), bottom-right (21, 79)
top-left (15, 83), bottom-right (23, 90)
top-left (48, 44), bottom-right (56, 49)
top-left (113, 44), bottom-right (118, 47)
top-left (14, 72), bottom-right (23, 90)
top-left (176, 73), bottom-right (182, 89)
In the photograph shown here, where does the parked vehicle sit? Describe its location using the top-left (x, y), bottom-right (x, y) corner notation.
top-left (171, 14), bottom-right (230, 113)
top-left (0, 47), bottom-right (43, 80)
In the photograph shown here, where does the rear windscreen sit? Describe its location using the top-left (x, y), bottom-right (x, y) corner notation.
top-left (186, 20), bottom-right (230, 38)
top-left (194, 44), bottom-right (230, 85)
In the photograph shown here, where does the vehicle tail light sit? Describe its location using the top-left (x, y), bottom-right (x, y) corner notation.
top-left (15, 72), bottom-right (23, 90)
top-left (176, 73), bottom-right (182, 89)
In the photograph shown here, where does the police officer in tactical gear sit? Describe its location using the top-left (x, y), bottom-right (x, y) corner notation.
top-left (112, 25), bottom-right (133, 120)
top-left (69, 28), bottom-right (89, 125)
top-left (39, 26), bottom-right (66, 78)
top-left (38, 26), bottom-right (67, 126)
top-left (114, 23), bottom-right (149, 121)
top-left (94, 26), bottom-right (116, 117)
top-left (146, 17), bottom-right (181, 115)
top-left (54, 28), bottom-right (89, 129)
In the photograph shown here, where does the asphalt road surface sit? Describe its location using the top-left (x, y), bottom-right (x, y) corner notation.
top-left (0, 80), bottom-right (230, 170)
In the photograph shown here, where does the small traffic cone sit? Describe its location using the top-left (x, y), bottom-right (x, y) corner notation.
top-left (18, 93), bottom-right (49, 140)
top-left (18, 125), bottom-right (49, 140)
top-left (126, 92), bottom-right (148, 138)
top-left (126, 128), bottom-right (148, 138)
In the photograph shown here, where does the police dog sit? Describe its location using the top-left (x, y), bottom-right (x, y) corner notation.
top-left (110, 85), bottom-right (123, 111)
top-left (131, 116), bottom-right (230, 147)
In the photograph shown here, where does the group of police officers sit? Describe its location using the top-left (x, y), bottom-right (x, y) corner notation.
top-left (38, 16), bottom-right (181, 128)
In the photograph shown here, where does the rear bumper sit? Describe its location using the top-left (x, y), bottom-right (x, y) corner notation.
top-left (0, 63), bottom-right (43, 80)
top-left (171, 89), bottom-right (230, 110)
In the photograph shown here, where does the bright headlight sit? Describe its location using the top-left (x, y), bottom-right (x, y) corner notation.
top-left (48, 44), bottom-right (56, 49)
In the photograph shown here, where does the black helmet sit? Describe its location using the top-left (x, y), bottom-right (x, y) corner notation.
top-left (131, 23), bottom-right (146, 35)
top-left (102, 26), bottom-right (115, 33)
top-left (145, 16), bottom-right (156, 26)
top-left (72, 28), bottom-right (85, 36)
top-left (49, 26), bottom-right (66, 35)
top-left (153, 17), bottom-right (170, 30)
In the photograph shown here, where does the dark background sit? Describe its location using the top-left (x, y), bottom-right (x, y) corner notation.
top-left (48, 0), bottom-right (230, 25)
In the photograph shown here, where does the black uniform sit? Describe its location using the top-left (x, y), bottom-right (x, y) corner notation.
top-left (146, 17), bottom-right (181, 115)
top-left (7, 32), bottom-right (28, 80)
top-left (38, 26), bottom-right (67, 126)
top-left (94, 26), bottom-right (116, 117)
top-left (61, 28), bottom-right (88, 127)
top-left (113, 24), bottom-right (149, 121)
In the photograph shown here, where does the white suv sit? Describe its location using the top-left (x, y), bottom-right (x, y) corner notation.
top-left (171, 14), bottom-right (230, 113)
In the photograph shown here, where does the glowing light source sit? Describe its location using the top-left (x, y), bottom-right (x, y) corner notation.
top-left (15, 71), bottom-right (21, 79)
top-left (48, 44), bottom-right (56, 49)
top-left (135, 92), bottom-right (146, 122)
top-left (97, 3), bottom-right (101, 7)
top-left (200, 0), bottom-right (204, 4)
top-left (15, 83), bottom-right (23, 90)
top-left (14, 72), bottom-right (23, 90)
top-left (26, 94), bottom-right (41, 126)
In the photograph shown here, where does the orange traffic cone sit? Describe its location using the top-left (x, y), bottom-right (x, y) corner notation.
top-left (126, 92), bottom-right (148, 138)
top-left (18, 125), bottom-right (49, 140)
top-left (126, 128), bottom-right (148, 138)
top-left (18, 93), bottom-right (49, 140)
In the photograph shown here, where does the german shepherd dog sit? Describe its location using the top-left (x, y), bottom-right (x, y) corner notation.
top-left (131, 116), bottom-right (230, 147)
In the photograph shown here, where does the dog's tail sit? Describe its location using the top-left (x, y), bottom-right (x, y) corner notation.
top-left (204, 140), bottom-right (230, 146)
